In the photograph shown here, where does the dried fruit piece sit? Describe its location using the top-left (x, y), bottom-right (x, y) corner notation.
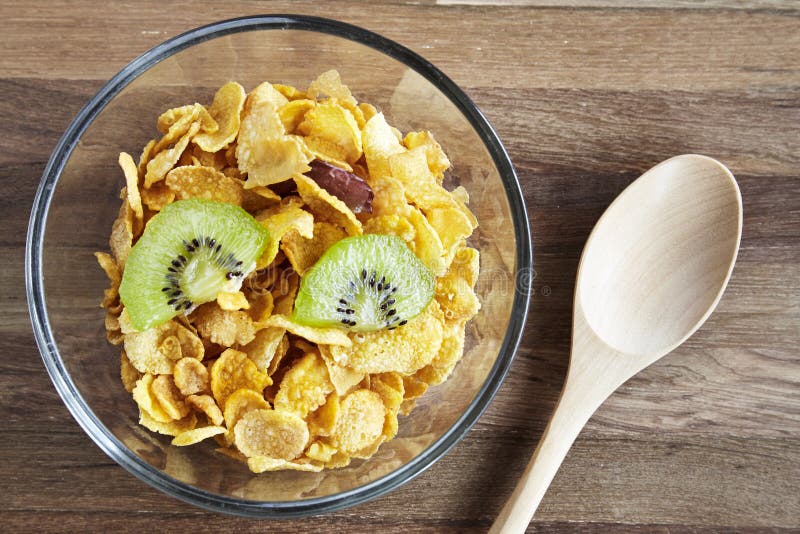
top-left (305, 160), bottom-right (373, 214)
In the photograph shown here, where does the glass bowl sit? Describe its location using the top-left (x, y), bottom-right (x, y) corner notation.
top-left (26, 15), bottom-right (532, 517)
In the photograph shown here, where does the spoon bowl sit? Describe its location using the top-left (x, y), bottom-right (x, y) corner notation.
top-left (579, 155), bottom-right (742, 357)
top-left (491, 154), bottom-right (742, 533)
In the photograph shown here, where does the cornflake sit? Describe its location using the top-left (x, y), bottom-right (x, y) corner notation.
top-left (98, 72), bottom-right (480, 473)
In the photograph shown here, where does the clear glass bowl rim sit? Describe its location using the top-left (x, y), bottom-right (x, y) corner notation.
top-left (25, 14), bottom-right (533, 518)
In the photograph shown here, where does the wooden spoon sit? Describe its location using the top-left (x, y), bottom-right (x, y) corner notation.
top-left (490, 154), bottom-right (742, 533)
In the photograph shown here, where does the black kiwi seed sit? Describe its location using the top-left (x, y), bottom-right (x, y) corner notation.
top-left (161, 235), bottom-right (248, 312)
top-left (331, 270), bottom-right (412, 330)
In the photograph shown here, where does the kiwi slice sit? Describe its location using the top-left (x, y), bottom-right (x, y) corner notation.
top-left (119, 199), bottom-right (269, 331)
top-left (292, 234), bottom-right (434, 332)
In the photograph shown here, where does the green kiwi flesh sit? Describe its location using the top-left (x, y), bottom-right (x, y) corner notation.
top-left (292, 234), bottom-right (434, 332)
top-left (119, 199), bottom-right (269, 331)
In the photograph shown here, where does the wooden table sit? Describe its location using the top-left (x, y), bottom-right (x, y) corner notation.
top-left (3, 1), bottom-right (798, 532)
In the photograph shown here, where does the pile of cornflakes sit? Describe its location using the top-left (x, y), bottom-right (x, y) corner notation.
top-left (96, 71), bottom-right (480, 473)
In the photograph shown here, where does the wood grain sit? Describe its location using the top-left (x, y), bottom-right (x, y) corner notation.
top-left (2, 1), bottom-right (799, 532)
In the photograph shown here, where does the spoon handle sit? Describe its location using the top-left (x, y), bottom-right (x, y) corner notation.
top-left (488, 383), bottom-right (603, 534)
